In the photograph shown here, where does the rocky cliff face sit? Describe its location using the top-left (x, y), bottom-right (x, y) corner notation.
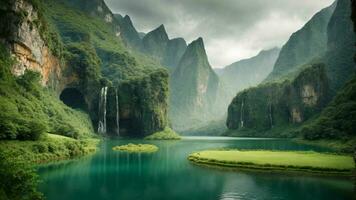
top-left (114, 14), bottom-right (143, 50)
top-left (0, 0), bottom-right (63, 90)
top-left (142, 25), bottom-right (169, 59)
top-left (266, 2), bottom-right (335, 81)
top-left (324, 0), bottom-right (356, 92)
top-left (170, 38), bottom-right (222, 130)
top-left (105, 70), bottom-right (169, 137)
top-left (1, 0), bottom-right (170, 137)
top-left (227, 64), bottom-right (329, 135)
top-left (162, 38), bottom-right (187, 70)
top-left (140, 25), bottom-right (187, 70)
top-left (220, 47), bottom-right (280, 97)
top-left (226, 0), bottom-right (356, 136)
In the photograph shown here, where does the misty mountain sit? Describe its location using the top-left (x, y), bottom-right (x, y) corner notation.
top-left (265, 2), bottom-right (336, 81)
top-left (219, 47), bottom-right (280, 96)
top-left (170, 38), bottom-right (222, 131)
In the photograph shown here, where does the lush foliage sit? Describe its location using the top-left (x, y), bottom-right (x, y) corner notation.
top-left (300, 74), bottom-right (356, 143)
top-left (189, 150), bottom-right (355, 174)
top-left (112, 143), bottom-right (158, 153)
top-left (0, 152), bottom-right (43, 200)
top-left (226, 64), bottom-right (329, 137)
top-left (144, 127), bottom-right (181, 140)
top-left (0, 134), bottom-right (99, 200)
top-left (0, 45), bottom-right (94, 140)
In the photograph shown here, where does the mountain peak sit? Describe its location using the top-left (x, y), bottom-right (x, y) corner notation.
top-left (145, 24), bottom-right (168, 40)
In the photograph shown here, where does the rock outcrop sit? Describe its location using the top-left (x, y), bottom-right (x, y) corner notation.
top-left (227, 64), bottom-right (329, 134)
top-left (0, 0), bottom-right (170, 137)
top-left (142, 25), bottom-right (169, 59)
top-left (0, 0), bottom-right (63, 90)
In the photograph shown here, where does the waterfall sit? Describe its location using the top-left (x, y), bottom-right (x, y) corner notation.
top-left (115, 89), bottom-right (120, 136)
top-left (269, 103), bottom-right (273, 128)
top-left (98, 87), bottom-right (108, 135)
top-left (240, 100), bottom-right (244, 128)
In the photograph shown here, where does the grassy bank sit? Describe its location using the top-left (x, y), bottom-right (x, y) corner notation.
top-left (188, 150), bottom-right (355, 175)
top-left (144, 127), bottom-right (181, 140)
top-left (0, 133), bottom-right (100, 165)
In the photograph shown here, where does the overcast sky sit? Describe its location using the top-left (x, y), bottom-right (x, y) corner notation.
top-left (105, 0), bottom-right (334, 68)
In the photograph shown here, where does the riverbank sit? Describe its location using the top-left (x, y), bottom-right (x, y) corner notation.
top-left (188, 150), bottom-right (355, 175)
top-left (0, 133), bottom-right (100, 165)
top-left (294, 138), bottom-right (356, 153)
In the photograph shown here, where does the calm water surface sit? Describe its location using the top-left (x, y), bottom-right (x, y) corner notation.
top-left (38, 137), bottom-right (354, 200)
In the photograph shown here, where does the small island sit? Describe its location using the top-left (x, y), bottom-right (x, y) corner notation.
top-left (144, 127), bottom-right (181, 140)
top-left (112, 143), bottom-right (159, 153)
top-left (188, 150), bottom-right (355, 175)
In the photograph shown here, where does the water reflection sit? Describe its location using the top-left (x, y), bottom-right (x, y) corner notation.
top-left (38, 138), bottom-right (353, 200)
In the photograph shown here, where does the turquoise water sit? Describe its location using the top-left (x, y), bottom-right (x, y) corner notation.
top-left (38, 137), bottom-right (354, 200)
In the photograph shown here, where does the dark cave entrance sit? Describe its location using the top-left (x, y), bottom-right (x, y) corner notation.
top-left (60, 88), bottom-right (87, 111)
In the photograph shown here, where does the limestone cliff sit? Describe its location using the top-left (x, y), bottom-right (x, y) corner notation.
top-left (0, 0), bottom-right (63, 90)
top-left (170, 38), bottom-right (223, 131)
top-left (0, 0), bottom-right (170, 137)
top-left (226, 64), bottom-right (329, 136)
top-left (266, 2), bottom-right (335, 81)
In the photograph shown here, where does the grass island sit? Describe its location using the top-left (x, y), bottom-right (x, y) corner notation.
top-left (144, 127), bottom-right (181, 140)
top-left (112, 143), bottom-right (159, 153)
top-left (188, 150), bottom-right (355, 175)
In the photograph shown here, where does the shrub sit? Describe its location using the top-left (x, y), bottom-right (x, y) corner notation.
top-left (17, 120), bottom-right (46, 141)
top-left (0, 152), bottom-right (43, 200)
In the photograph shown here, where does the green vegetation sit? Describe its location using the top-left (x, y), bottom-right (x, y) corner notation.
top-left (188, 150), bottom-right (355, 175)
top-left (44, 0), bottom-right (163, 83)
top-left (296, 74), bottom-right (356, 152)
top-left (144, 127), bottom-right (181, 140)
top-left (0, 44), bottom-right (95, 140)
top-left (112, 143), bottom-right (158, 153)
top-left (0, 134), bottom-right (99, 164)
top-left (265, 3), bottom-right (334, 81)
top-left (0, 152), bottom-right (43, 200)
top-left (0, 134), bottom-right (99, 200)
top-left (226, 64), bottom-right (329, 137)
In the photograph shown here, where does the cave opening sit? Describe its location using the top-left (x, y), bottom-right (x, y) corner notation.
top-left (60, 88), bottom-right (87, 111)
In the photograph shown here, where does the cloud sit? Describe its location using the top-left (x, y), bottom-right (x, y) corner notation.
top-left (105, 0), bottom-right (335, 68)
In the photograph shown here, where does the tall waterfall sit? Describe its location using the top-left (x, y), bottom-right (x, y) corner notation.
top-left (240, 100), bottom-right (244, 128)
top-left (115, 89), bottom-right (120, 136)
top-left (269, 103), bottom-right (273, 128)
top-left (98, 87), bottom-right (108, 135)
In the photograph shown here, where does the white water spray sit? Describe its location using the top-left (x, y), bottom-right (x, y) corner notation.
top-left (269, 103), bottom-right (273, 128)
top-left (115, 89), bottom-right (120, 136)
top-left (98, 87), bottom-right (108, 134)
top-left (240, 100), bottom-right (244, 128)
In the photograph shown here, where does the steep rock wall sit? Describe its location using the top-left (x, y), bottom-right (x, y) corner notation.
top-left (227, 64), bottom-right (329, 134)
top-left (0, 0), bottom-right (63, 90)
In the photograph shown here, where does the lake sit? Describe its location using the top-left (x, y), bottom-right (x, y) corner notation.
top-left (38, 137), bottom-right (354, 200)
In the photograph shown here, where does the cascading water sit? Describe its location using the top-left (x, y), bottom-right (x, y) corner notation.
top-left (98, 87), bottom-right (108, 135)
top-left (240, 100), bottom-right (244, 128)
top-left (115, 89), bottom-right (120, 136)
top-left (269, 103), bottom-right (273, 128)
